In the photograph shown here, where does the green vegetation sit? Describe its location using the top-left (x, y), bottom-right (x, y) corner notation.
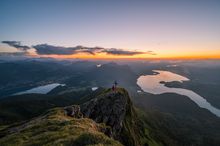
top-left (134, 91), bottom-right (220, 146)
top-left (1, 85), bottom-right (220, 146)
top-left (0, 88), bottom-right (104, 126)
top-left (0, 87), bottom-right (163, 146)
top-left (0, 108), bottom-right (122, 146)
top-left (1, 60), bottom-right (220, 146)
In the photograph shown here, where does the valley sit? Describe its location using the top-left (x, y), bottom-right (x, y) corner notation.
top-left (0, 59), bottom-right (220, 146)
top-left (1, 1), bottom-right (220, 145)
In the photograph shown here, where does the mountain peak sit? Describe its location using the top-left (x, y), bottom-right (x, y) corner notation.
top-left (78, 88), bottom-right (140, 146)
top-left (81, 88), bottom-right (130, 136)
top-left (62, 88), bottom-right (158, 146)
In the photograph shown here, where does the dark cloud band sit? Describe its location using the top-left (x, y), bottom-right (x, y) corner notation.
top-left (102, 48), bottom-right (146, 56)
top-left (2, 41), bottom-right (156, 56)
top-left (32, 44), bottom-right (104, 55)
top-left (2, 41), bottom-right (30, 51)
top-left (32, 44), bottom-right (156, 56)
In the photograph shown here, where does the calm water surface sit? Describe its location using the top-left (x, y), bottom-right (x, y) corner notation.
top-left (92, 87), bottom-right (98, 91)
top-left (137, 70), bottom-right (220, 117)
top-left (14, 83), bottom-right (64, 95)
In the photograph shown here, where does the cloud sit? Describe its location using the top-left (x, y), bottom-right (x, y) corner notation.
top-left (32, 44), bottom-right (76, 55)
top-left (2, 41), bottom-right (156, 57)
top-left (2, 41), bottom-right (30, 51)
top-left (32, 44), bottom-right (104, 55)
top-left (74, 46), bottom-right (104, 55)
top-left (102, 48), bottom-right (156, 56)
top-left (33, 44), bottom-right (156, 56)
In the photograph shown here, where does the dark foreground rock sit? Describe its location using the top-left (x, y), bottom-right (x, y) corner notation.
top-left (80, 88), bottom-right (142, 146)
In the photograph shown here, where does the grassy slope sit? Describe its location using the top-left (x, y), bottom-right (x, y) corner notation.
top-left (133, 92), bottom-right (220, 146)
top-left (0, 88), bottom-right (104, 126)
top-left (0, 108), bottom-right (122, 146)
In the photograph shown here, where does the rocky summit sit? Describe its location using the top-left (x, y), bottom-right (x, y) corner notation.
top-left (62, 88), bottom-right (142, 146)
top-left (81, 89), bottom-right (129, 138)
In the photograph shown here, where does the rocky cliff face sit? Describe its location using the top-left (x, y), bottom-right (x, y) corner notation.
top-left (63, 88), bottom-right (141, 146)
top-left (80, 88), bottom-right (142, 146)
top-left (81, 89), bottom-right (127, 136)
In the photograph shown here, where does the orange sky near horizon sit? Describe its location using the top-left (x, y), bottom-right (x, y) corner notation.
top-left (25, 40), bottom-right (220, 59)
top-left (34, 51), bottom-right (220, 60)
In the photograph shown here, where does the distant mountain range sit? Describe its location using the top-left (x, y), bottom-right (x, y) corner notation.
top-left (0, 59), bottom-right (220, 146)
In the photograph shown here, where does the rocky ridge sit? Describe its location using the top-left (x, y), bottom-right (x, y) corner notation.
top-left (65, 88), bottom-right (143, 146)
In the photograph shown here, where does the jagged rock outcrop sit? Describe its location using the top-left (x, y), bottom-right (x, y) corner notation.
top-left (61, 88), bottom-right (146, 146)
top-left (64, 105), bottom-right (83, 118)
top-left (80, 88), bottom-right (141, 146)
top-left (80, 90), bottom-right (127, 136)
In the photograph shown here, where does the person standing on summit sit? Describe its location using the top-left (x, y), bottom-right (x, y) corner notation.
top-left (112, 80), bottom-right (118, 92)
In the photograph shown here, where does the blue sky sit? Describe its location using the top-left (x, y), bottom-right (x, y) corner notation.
top-left (0, 0), bottom-right (220, 58)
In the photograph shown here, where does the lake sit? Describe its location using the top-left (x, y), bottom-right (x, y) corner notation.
top-left (137, 70), bottom-right (220, 117)
top-left (92, 87), bottom-right (98, 91)
top-left (14, 83), bottom-right (65, 95)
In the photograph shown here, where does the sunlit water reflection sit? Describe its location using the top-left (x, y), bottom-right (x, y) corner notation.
top-left (14, 83), bottom-right (65, 95)
top-left (137, 70), bottom-right (220, 117)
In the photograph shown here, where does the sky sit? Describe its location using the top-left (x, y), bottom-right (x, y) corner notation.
top-left (0, 0), bottom-right (220, 59)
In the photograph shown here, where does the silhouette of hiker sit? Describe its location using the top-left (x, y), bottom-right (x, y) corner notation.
top-left (112, 80), bottom-right (118, 92)
top-left (112, 85), bottom-right (115, 91)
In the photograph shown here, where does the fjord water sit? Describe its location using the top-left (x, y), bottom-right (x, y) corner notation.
top-left (14, 83), bottom-right (64, 95)
top-left (137, 70), bottom-right (220, 117)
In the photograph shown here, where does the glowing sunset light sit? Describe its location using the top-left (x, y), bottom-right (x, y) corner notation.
top-left (0, 0), bottom-right (220, 60)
